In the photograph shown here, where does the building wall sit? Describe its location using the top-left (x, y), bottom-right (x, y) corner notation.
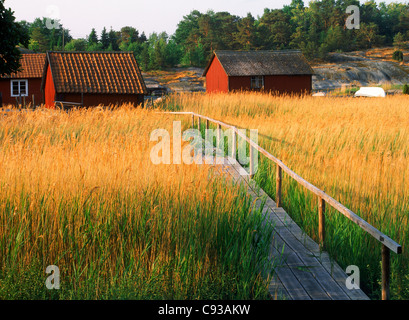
top-left (229, 75), bottom-right (312, 95)
top-left (0, 78), bottom-right (44, 107)
top-left (44, 64), bottom-right (56, 108)
top-left (53, 93), bottom-right (144, 108)
top-left (205, 57), bottom-right (229, 93)
top-left (264, 75), bottom-right (312, 95)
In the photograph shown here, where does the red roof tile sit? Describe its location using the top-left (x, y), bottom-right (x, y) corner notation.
top-left (2, 53), bottom-right (46, 79)
top-left (44, 52), bottom-right (147, 95)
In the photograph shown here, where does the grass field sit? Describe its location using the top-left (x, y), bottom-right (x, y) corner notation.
top-left (0, 106), bottom-right (274, 299)
top-left (159, 92), bottom-right (409, 300)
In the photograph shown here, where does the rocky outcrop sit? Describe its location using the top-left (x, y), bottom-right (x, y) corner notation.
top-left (312, 52), bottom-right (409, 91)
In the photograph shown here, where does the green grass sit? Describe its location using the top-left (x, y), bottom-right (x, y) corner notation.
top-left (0, 179), bottom-right (275, 300)
top-left (0, 107), bottom-right (276, 300)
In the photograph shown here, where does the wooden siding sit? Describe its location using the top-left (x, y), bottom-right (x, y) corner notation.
top-left (205, 56), bottom-right (229, 93)
top-left (228, 75), bottom-right (312, 95)
top-left (44, 64), bottom-right (56, 108)
top-left (43, 65), bottom-right (144, 108)
top-left (264, 75), bottom-right (312, 95)
top-left (0, 78), bottom-right (44, 107)
top-left (204, 51), bottom-right (313, 95)
top-left (58, 93), bottom-right (144, 107)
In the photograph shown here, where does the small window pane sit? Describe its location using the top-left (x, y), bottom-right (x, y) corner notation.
top-left (251, 76), bottom-right (264, 89)
top-left (20, 81), bottom-right (27, 95)
top-left (12, 82), bottom-right (19, 96)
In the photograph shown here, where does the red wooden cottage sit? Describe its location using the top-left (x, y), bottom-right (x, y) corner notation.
top-left (41, 51), bottom-right (147, 108)
top-left (0, 53), bottom-right (46, 107)
top-left (203, 50), bottom-right (314, 95)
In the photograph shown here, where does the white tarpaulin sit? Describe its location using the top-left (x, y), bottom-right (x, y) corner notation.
top-left (354, 87), bottom-right (386, 98)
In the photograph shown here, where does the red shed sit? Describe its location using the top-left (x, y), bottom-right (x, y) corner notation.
top-left (41, 51), bottom-right (147, 108)
top-left (203, 50), bottom-right (314, 95)
top-left (0, 53), bottom-right (46, 107)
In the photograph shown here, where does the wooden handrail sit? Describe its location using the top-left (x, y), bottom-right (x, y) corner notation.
top-left (55, 101), bottom-right (83, 109)
top-left (161, 110), bottom-right (402, 300)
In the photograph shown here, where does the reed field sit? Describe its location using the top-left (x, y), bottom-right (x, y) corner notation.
top-left (159, 92), bottom-right (409, 300)
top-left (0, 106), bottom-right (275, 300)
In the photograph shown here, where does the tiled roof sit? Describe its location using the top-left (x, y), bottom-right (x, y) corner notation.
top-left (44, 52), bottom-right (147, 95)
top-left (203, 50), bottom-right (314, 77)
top-left (2, 53), bottom-right (46, 79)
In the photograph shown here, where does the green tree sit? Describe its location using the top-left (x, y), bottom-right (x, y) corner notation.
top-left (393, 32), bottom-right (406, 49)
top-left (0, 0), bottom-right (30, 76)
top-left (355, 22), bottom-right (384, 49)
top-left (88, 28), bottom-right (98, 45)
top-left (120, 26), bottom-right (139, 46)
top-left (100, 27), bottom-right (109, 50)
top-left (259, 9), bottom-right (292, 50)
top-left (234, 13), bottom-right (257, 50)
top-left (64, 39), bottom-right (87, 51)
top-left (108, 28), bottom-right (120, 51)
top-left (392, 50), bottom-right (404, 62)
top-left (403, 83), bottom-right (409, 94)
top-left (29, 27), bottom-right (49, 52)
top-left (165, 38), bottom-right (182, 67)
top-left (138, 42), bottom-right (150, 71)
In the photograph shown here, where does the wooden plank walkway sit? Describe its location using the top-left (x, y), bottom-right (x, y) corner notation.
top-left (214, 156), bottom-right (370, 300)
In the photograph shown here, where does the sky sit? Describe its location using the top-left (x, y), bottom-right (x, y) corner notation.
top-left (6, 0), bottom-right (402, 39)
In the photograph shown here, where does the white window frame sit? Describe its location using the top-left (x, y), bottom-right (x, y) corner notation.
top-left (251, 76), bottom-right (264, 90)
top-left (10, 79), bottom-right (28, 97)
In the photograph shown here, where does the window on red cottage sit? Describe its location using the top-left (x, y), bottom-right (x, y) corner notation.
top-left (11, 80), bottom-right (28, 97)
top-left (251, 76), bottom-right (264, 90)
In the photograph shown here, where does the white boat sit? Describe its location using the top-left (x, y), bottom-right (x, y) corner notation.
top-left (354, 87), bottom-right (386, 98)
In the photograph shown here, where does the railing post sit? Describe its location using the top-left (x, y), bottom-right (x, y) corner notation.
top-left (191, 114), bottom-right (195, 129)
top-left (206, 119), bottom-right (209, 130)
top-left (276, 164), bottom-right (282, 207)
top-left (382, 244), bottom-right (390, 300)
top-left (318, 197), bottom-right (325, 250)
top-left (231, 127), bottom-right (237, 160)
top-left (217, 124), bottom-right (221, 149)
top-left (198, 116), bottom-right (201, 132)
top-left (249, 143), bottom-right (254, 178)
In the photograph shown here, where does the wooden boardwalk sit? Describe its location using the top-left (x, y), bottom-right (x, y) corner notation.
top-left (215, 156), bottom-right (370, 300)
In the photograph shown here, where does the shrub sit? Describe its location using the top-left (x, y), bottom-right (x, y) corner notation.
top-left (403, 84), bottom-right (409, 95)
top-left (392, 50), bottom-right (404, 62)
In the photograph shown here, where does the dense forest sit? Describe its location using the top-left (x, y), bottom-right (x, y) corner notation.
top-left (18, 0), bottom-right (409, 70)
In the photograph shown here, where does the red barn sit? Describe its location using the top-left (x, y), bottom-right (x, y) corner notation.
top-left (203, 50), bottom-right (314, 95)
top-left (0, 53), bottom-right (46, 107)
top-left (41, 51), bottom-right (147, 108)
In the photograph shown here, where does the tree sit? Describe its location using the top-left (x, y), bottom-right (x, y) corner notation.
top-left (234, 13), bottom-right (257, 50)
top-left (259, 9), bottom-right (292, 50)
top-left (100, 27), bottom-right (109, 50)
top-left (88, 28), bottom-right (98, 45)
top-left (165, 38), bottom-right (182, 67)
top-left (64, 39), bottom-right (87, 51)
top-left (120, 26), bottom-right (139, 46)
top-left (0, 0), bottom-right (29, 76)
top-left (138, 42), bottom-right (150, 71)
top-left (393, 32), bottom-right (406, 49)
top-left (355, 22), bottom-right (384, 49)
top-left (108, 28), bottom-right (120, 51)
top-left (29, 27), bottom-right (49, 52)
top-left (403, 83), bottom-right (409, 94)
top-left (392, 50), bottom-right (403, 62)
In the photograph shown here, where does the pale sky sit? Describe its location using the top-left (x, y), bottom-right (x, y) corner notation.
top-left (5, 0), bottom-right (403, 39)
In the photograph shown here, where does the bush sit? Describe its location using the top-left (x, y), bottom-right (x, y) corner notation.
top-left (392, 50), bottom-right (404, 62)
top-left (403, 84), bottom-right (409, 95)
